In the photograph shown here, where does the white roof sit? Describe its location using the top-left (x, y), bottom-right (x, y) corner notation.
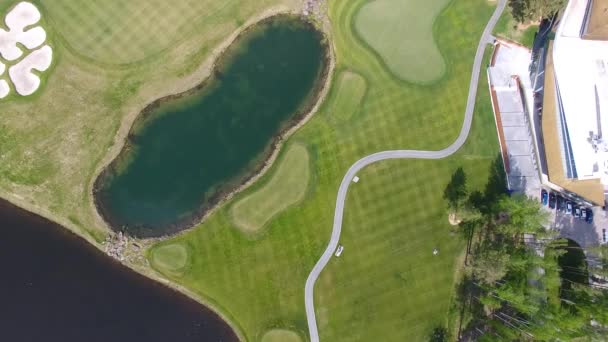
top-left (553, 0), bottom-right (608, 181)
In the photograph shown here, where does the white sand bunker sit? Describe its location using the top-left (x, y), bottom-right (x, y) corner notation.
top-left (0, 2), bottom-right (52, 98)
top-left (9, 45), bottom-right (52, 96)
top-left (0, 61), bottom-right (8, 99)
top-left (0, 2), bottom-right (46, 61)
top-left (0, 80), bottom-right (8, 99)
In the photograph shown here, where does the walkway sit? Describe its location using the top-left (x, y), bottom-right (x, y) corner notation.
top-left (304, 0), bottom-right (508, 341)
top-left (488, 40), bottom-right (542, 198)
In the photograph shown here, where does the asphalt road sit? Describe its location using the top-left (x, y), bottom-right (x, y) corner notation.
top-left (304, 1), bottom-right (507, 341)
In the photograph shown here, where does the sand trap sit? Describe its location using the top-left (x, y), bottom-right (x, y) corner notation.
top-left (9, 44), bottom-right (52, 96)
top-left (0, 2), bottom-right (46, 61)
top-left (0, 80), bottom-right (9, 99)
top-left (448, 212), bottom-right (462, 226)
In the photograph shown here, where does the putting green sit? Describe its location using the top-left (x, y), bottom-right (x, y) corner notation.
top-left (355, 0), bottom-right (450, 82)
top-left (261, 329), bottom-right (302, 342)
top-left (326, 70), bottom-right (367, 122)
top-left (230, 143), bottom-right (310, 233)
top-left (150, 243), bottom-right (188, 272)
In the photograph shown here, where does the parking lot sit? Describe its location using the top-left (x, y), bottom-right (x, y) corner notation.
top-left (488, 41), bottom-right (607, 250)
top-left (539, 188), bottom-right (607, 248)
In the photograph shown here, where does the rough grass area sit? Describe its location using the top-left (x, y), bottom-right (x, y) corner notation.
top-left (150, 243), bottom-right (189, 272)
top-left (354, 0), bottom-right (450, 82)
top-left (493, 9), bottom-right (539, 48)
top-left (261, 329), bottom-right (302, 342)
top-left (149, 0), bottom-right (498, 340)
top-left (230, 143), bottom-right (310, 233)
top-left (325, 70), bottom-right (367, 122)
top-left (0, 0), bottom-right (300, 241)
top-left (39, 0), bottom-right (299, 64)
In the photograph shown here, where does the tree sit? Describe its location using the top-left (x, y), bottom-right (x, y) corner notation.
top-left (473, 249), bottom-right (510, 285)
top-left (508, 0), bottom-right (567, 24)
top-left (496, 194), bottom-right (548, 238)
top-left (509, 0), bottom-right (529, 23)
top-left (444, 167), bottom-right (468, 217)
top-left (589, 244), bottom-right (608, 278)
top-left (528, 0), bottom-right (567, 21)
top-left (429, 326), bottom-right (447, 342)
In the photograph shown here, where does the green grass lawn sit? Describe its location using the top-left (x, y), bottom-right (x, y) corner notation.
top-left (230, 143), bottom-right (311, 233)
top-left (0, 0), bottom-right (501, 340)
top-left (354, 0), bottom-right (450, 82)
top-left (149, 0), bottom-right (499, 340)
top-left (0, 0), bottom-right (299, 242)
top-left (150, 243), bottom-right (189, 274)
top-left (316, 46), bottom-right (498, 342)
top-left (261, 329), bottom-right (302, 342)
top-left (37, 0), bottom-right (299, 64)
top-left (493, 9), bottom-right (539, 48)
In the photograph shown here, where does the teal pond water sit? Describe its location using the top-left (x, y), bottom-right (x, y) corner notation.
top-left (95, 16), bottom-right (328, 237)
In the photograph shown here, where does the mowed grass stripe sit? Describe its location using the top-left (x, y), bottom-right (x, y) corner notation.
top-left (354, 0), bottom-right (450, 82)
top-left (230, 143), bottom-right (310, 233)
top-left (148, 0), bottom-right (498, 340)
top-left (39, 0), bottom-right (296, 64)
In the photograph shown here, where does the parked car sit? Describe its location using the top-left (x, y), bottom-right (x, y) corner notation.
top-left (585, 208), bottom-right (593, 224)
top-left (574, 206), bottom-right (581, 219)
top-left (603, 229), bottom-right (607, 243)
top-left (549, 192), bottom-right (556, 209)
top-left (556, 195), bottom-right (565, 212)
top-left (541, 189), bottom-right (548, 206)
top-left (566, 201), bottom-right (573, 215)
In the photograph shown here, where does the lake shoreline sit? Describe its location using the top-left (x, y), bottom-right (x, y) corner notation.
top-left (92, 14), bottom-right (334, 239)
top-left (0, 9), bottom-right (334, 342)
top-left (0, 8), bottom-right (333, 342)
top-left (0, 196), bottom-right (240, 341)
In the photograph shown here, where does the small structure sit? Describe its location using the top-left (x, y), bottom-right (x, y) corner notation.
top-left (432, 248), bottom-right (439, 256)
top-left (352, 176), bottom-right (359, 183)
top-left (334, 245), bottom-right (344, 257)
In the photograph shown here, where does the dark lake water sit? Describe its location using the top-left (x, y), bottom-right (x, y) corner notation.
top-left (0, 199), bottom-right (237, 342)
top-left (95, 16), bottom-right (328, 237)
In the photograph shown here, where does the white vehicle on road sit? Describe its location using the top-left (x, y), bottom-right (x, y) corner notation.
top-left (334, 245), bottom-right (344, 257)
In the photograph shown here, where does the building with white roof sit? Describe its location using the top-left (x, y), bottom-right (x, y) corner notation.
top-left (541, 0), bottom-right (608, 204)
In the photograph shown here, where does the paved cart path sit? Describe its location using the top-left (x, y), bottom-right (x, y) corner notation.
top-left (304, 1), bottom-right (507, 341)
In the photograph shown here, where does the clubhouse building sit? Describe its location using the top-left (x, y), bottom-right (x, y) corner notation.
top-left (539, 0), bottom-right (608, 205)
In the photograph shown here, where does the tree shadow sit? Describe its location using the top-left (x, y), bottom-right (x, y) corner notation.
top-left (444, 167), bottom-right (468, 210)
top-left (467, 154), bottom-right (508, 216)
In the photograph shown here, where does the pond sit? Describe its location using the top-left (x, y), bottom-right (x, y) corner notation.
top-left (0, 199), bottom-right (238, 342)
top-left (95, 16), bottom-right (329, 237)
